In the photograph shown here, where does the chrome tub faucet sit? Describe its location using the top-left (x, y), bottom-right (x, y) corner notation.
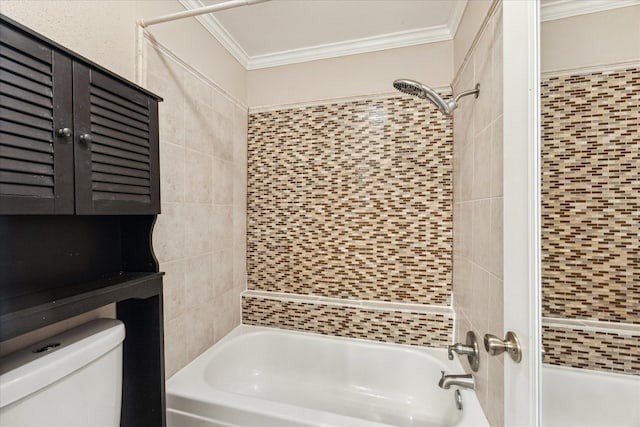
top-left (438, 371), bottom-right (475, 390)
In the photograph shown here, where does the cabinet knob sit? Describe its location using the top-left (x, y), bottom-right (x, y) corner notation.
top-left (79, 133), bottom-right (92, 145)
top-left (57, 128), bottom-right (72, 137)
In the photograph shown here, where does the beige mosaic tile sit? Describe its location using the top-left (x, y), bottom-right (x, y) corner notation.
top-left (541, 67), bottom-right (639, 374)
top-left (247, 96), bottom-right (453, 305)
top-left (543, 325), bottom-right (640, 375)
top-left (242, 295), bottom-right (453, 347)
top-left (541, 68), bottom-right (640, 324)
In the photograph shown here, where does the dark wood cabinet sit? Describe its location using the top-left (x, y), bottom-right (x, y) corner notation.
top-left (0, 15), bottom-right (165, 427)
top-left (0, 23), bottom-right (74, 214)
top-left (0, 18), bottom-right (160, 215)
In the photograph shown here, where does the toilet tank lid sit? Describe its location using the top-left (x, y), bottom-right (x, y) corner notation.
top-left (0, 318), bottom-right (125, 409)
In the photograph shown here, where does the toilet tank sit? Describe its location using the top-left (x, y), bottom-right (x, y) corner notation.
top-left (0, 318), bottom-right (125, 427)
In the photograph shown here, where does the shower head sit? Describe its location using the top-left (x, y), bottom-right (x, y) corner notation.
top-left (393, 79), bottom-right (452, 114)
top-left (393, 79), bottom-right (480, 116)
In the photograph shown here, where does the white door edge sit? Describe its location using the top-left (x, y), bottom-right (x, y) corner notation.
top-left (502, 0), bottom-right (541, 426)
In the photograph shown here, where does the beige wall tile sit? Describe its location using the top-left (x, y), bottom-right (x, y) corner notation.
top-left (184, 150), bottom-right (212, 204)
top-left (161, 259), bottom-right (186, 322)
top-left (212, 112), bottom-right (234, 161)
top-left (213, 89), bottom-right (235, 121)
top-left (211, 204), bottom-right (233, 252)
top-left (487, 275), bottom-right (504, 339)
top-left (212, 157), bottom-right (233, 205)
top-left (214, 288), bottom-right (241, 342)
top-left (185, 254), bottom-right (215, 309)
top-left (186, 307), bottom-right (215, 360)
top-left (185, 100), bottom-right (213, 155)
top-left (458, 201), bottom-right (473, 260)
top-left (488, 198), bottom-right (503, 278)
top-left (164, 314), bottom-right (188, 379)
top-left (490, 118), bottom-right (503, 198)
top-left (453, 3), bottom-right (504, 425)
top-left (153, 202), bottom-right (184, 264)
top-left (459, 135), bottom-right (474, 203)
top-left (472, 199), bottom-right (491, 268)
top-left (486, 357), bottom-right (505, 427)
top-left (452, 255), bottom-right (471, 315)
top-left (473, 126), bottom-right (492, 200)
top-left (184, 204), bottom-right (213, 258)
top-left (159, 142), bottom-right (185, 203)
top-left (470, 265), bottom-right (490, 336)
top-left (185, 72), bottom-right (212, 108)
top-left (212, 250), bottom-right (233, 298)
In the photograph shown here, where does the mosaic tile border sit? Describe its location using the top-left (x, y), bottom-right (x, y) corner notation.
top-left (543, 324), bottom-right (640, 375)
top-left (241, 293), bottom-right (453, 348)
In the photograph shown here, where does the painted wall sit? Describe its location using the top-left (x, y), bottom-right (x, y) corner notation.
top-left (0, 0), bottom-right (247, 103)
top-left (452, 3), bottom-right (504, 426)
top-left (0, 0), bottom-right (248, 377)
top-left (541, 5), bottom-right (640, 73)
top-left (247, 41), bottom-right (453, 109)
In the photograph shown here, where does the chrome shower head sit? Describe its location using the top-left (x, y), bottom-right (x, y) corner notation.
top-left (393, 79), bottom-right (452, 114)
top-left (393, 79), bottom-right (480, 116)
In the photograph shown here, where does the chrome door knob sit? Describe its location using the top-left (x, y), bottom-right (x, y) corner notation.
top-left (484, 331), bottom-right (522, 363)
top-left (79, 133), bottom-right (92, 145)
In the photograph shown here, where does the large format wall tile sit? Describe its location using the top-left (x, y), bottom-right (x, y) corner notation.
top-left (147, 43), bottom-right (248, 378)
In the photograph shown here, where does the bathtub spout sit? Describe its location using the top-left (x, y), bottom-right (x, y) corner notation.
top-left (438, 371), bottom-right (475, 390)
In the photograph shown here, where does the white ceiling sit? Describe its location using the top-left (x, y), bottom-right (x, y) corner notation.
top-left (177, 0), bottom-right (638, 70)
top-left (205, 0), bottom-right (463, 56)
top-left (179, 0), bottom-right (467, 70)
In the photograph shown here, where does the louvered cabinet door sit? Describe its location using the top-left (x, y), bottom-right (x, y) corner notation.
top-left (73, 64), bottom-right (159, 215)
top-left (0, 24), bottom-right (74, 214)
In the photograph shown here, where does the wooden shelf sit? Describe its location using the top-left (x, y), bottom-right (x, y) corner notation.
top-left (0, 272), bottom-right (163, 341)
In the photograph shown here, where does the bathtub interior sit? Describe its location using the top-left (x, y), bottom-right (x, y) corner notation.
top-left (542, 364), bottom-right (640, 427)
top-left (168, 326), bottom-right (488, 427)
top-left (201, 330), bottom-right (460, 426)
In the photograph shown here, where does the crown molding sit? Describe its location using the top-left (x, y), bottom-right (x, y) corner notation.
top-left (246, 26), bottom-right (452, 70)
top-left (540, 0), bottom-right (639, 22)
top-left (178, 0), bottom-right (250, 68)
top-left (179, 0), bottom-right (456, 71)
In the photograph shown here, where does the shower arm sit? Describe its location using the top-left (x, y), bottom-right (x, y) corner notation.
top-left (453, 84), bottom-right (481, 104)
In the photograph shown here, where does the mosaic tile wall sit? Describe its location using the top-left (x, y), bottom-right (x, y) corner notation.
top-left (543, 326), bottom-right (640, 375)
top-left (244, 95), bottom-right (453, 344)
top-left (541, 67), bottom-right (640, 374)
top-left (242, 295), bottom-right (453, 347)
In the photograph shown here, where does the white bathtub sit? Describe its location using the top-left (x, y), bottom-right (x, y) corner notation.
top-left (542, 365), bottom-right (640, 427)
top-left (166, 325), bottom-right (489, 427)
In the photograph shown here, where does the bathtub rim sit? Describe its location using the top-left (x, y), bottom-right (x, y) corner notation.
top-left (170, 324), bottom-right (456, 382)
top-left (166, 325), bottom-right (490, 427)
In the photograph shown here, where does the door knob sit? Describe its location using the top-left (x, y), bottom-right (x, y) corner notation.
top-left (79, 133), bottom-right (92, 145)
top-left (484, 331), bottom-right (522, 363)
